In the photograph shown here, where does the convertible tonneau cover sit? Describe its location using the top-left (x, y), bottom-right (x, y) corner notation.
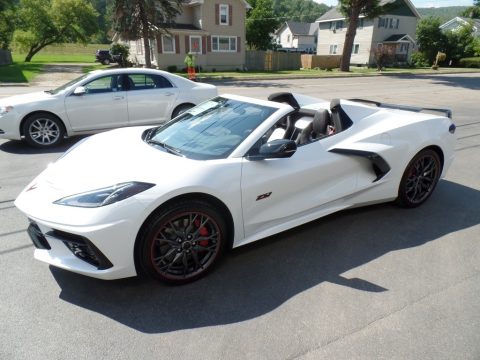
top-left (349, 98), bottom-right (452, 119)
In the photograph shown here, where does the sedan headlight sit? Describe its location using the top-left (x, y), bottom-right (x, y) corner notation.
top-left (54, 182), bottom-right (155, 208)
top-left (0, 105), bottom-right (13, 115)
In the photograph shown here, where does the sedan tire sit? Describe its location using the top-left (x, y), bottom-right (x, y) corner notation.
top-left (138, 199), bottom-right (227, 284)
top-left (22, 113), bottom-right (65, 148)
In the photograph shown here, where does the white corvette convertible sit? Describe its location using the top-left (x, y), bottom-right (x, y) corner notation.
top-left (15, 93), bottom-right (456, 284)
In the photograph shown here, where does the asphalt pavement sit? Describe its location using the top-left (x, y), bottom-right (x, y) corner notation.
top-left (0, 73), bottom-right (479, 360)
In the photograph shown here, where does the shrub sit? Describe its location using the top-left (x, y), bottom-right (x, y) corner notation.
top-left (459, 57), bottom-right (480, 68)
top-left (167, 65), bottom-right (177, 72)
top-left (410, 52), bottom-right (429, 67)
top-left (110, 43), bottom-right (130, 67)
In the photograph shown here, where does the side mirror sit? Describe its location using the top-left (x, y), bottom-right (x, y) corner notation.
top-left (248, 139), bottom-right (297, 161)
top-left (73, 86), bottom-right (86, 96)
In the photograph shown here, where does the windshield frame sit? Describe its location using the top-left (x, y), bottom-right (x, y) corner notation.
top-left (49, 73), bottom-right (92, 95)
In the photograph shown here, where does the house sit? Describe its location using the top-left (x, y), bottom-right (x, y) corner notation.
top-left (315, 0), bottom-right (420, 66)
top-left (274, 21), bottom-right (318, 53)
top-left (128, 0), bottom-right (251, 71)
top-left (440, 17), bottom-right (480, 37)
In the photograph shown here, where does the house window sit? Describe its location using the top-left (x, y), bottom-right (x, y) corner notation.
top-left (389, 18), bottom-right (393, 28)
top-left (189, 36), bottom-right (202, 54)
top-left (212, 36), bottom-right (237, 52)
top-left (330, 20), bottom-right (343, 31)
top-left (329, 44), bottom-right (338, 54)
top-left (357, 18), bottom-right (364, 29)
top-left (135, 40), bottom-right (143, 55)
top-left (353, 44), bottom-right (359, 54)
top-left (162, 35), bottom-right (175, 53)
top-left (219, 4), bottom-right (229, 25)
top-left (287, 34), bottom-right (290, 42)
top-left (395, 19), bottom-right (400, 29)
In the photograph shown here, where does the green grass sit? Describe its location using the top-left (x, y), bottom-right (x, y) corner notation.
top-left (0, 62), bottom-right (44, 83)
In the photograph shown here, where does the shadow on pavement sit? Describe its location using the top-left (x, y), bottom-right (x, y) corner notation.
top-left (386, 74), bottom-right (480, 91)
top-left (0, 136), bottom-right (88, 155)
top-left (51, 179), bottom-right (480, 333)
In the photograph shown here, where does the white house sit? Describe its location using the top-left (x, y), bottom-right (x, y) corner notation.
top-left (440, 17), bottom-right (480, 37)
top-left (316, 0), bottom-right (420, 66)
top-left (275, 21), bottom-right (318, 52)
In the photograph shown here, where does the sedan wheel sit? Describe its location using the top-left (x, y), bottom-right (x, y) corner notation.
top-left (23, 114), bottom-right (65, 148)
top-left (396, 149), bottom-right (442, 208)
top-left (139, 200), bottom-right (227, 284)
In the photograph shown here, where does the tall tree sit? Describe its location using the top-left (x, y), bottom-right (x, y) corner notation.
top-left (272, 0), bottom-right (329, 23)
top-left (416, 17), bottom-right (447, 64)
top-left (14, 0), bottom-right (98, 61)
top-left (0, 0), bottom-right (17, 49)
top-left (112, 0), bottom-right (182, 68)
top-left (461, 0), bottom-right (480, 18)
top-left (338, 0), bottom-right (384, 72)
top-left (246, 0), bottom-right (279, 50)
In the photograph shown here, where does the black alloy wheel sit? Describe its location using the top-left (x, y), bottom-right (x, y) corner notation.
top-left (396, 149), bottom-right (442, 208)
top-left (23, 113), bottom-right (65, 148)
top-left (139, 200), bottom-right (227, 284)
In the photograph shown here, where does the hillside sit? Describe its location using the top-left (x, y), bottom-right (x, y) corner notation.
top-left (417, 6), bottom-right (469, 21)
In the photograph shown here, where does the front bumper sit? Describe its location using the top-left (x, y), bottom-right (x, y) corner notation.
top-left (0, 112), bottom-right (22, 140)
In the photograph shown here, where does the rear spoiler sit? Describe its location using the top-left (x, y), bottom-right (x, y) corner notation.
top-left (349, 98), bottom-right (452, 119)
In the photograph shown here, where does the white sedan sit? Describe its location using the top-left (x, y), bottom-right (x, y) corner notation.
top-left (0, 68), bottom-right (217, 147)
top-left (15, 93), bottom-right (455, 284)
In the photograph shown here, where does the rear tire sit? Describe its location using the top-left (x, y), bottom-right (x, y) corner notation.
top-left (138, 199), bottom-right (227, 285)
top-left (102, 59), bottom-right (110, 65)
top-left (396, 149), bottom-right (442, 208)
top-left (171, 104), bottom-right (194, 119)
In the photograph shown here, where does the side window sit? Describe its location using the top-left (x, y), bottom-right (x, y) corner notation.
top-left (84, 76), bottom-right (118, 94)
top-left (152, 75), bottom-right (173, 88)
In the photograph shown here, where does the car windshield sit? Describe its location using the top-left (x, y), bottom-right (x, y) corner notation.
top-left (48, 73), bottom-right (90, 95)
top-left (146, 97), bottom-right (277, 160)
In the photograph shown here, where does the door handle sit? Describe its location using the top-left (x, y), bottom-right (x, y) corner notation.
top-left (113, 95), bottom-right (124, 100)
top-left (164, 92), bottom-right (174, 96)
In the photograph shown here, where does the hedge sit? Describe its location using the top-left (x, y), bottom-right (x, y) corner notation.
top-left (459, 57), bottom-right (480, 68)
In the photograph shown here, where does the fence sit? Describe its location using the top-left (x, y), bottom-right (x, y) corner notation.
top-left (301, 55), bottom-right (342, 70)
top-left (0, 49), bottom-right (12, 65)
top-left (245, 51), bottom-right (302, 71)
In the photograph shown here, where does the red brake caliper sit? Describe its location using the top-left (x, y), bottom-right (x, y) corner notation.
top-left (195, 219), bottom-right (209, 247)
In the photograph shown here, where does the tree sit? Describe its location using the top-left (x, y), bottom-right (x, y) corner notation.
top-left (461, 0), bottom-right (480, 19)
top-left (272, 0), bottom-right (329, 23)
top-left (416, 17), bottom-right (447, 65)
top-left (338, 0), bottom-right (384, 72)
top-left (0, 0), bottom-right (16, 49)
top-left (443, 23), bottom-right (478, 65)
top-left (14, 0), bottom-right (98, 62)
top-left (246, 0), bottom-right (279, 50)
top-left (112, 0), bottom-right (182, 68)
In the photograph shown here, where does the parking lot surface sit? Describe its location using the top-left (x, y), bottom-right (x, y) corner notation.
top-left (1, 74), bottom-right (479, 359)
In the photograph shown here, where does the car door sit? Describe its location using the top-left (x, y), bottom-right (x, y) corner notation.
top-left (64, 74), bottom-right (128, 132)
top-left (240, 134), bottom-right (363, 239)
top-left (125, 73), bottom-right (179, 125)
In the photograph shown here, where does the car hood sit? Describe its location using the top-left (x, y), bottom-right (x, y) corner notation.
top-left (0, 91), bottom-right (55, 106)
top-left (25, 127), bottom-right (205, 199)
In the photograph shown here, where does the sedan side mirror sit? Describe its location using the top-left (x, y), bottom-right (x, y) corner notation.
top-left (248, 139), bottom-right (297, 161)
top-left (73, 86), bottom-right (86, 96)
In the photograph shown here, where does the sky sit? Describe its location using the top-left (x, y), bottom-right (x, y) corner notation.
top-left (313, 0), bottom-right (475, 7)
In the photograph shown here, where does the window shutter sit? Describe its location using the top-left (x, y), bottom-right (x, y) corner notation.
top-left (185, 35), bottom-right (190, 53)
top-left (215, 4), bottom-right (219, 25)
top-left (175, 35), bottom-right (180, 54)
top-left (207, 36), bottom-right (211, 52)
top-left (202, 36), bottom-right (207, 54)
top-left (229, 5), bottom-right (232, 26)
top-left (237, 36), bottom-right (241, 52)
top-left (157, 35), bottom-right (163, 53)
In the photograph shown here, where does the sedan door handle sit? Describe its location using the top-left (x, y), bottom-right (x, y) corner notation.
top-left (164, 92), bottom-right (174, 96)
top-left (113, 95), bottom-right (124, 100)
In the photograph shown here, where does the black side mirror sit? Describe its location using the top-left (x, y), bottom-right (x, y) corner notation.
top-left (248, 139), bottom-right (297, 161)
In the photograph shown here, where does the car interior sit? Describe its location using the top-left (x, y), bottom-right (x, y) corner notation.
top-left (267, 92), bottom-right (353, 146)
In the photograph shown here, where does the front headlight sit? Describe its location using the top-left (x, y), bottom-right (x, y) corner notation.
top-left (0, 105), bottom-right (13, 115)
top-left (54, 182), bottom-right (155, 208)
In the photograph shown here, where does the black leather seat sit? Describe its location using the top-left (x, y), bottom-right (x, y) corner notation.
top-left (296, 109), bottom-right (330, 145)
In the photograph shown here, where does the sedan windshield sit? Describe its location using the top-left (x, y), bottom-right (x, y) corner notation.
top-left (49, 74), bottom-right (90, 95)
top-left (146, 97), bottom-right (277, 160)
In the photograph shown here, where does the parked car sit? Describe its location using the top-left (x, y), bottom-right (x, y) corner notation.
top-left (95, 49), bottom-right (116, 65)
top-left (15, 92), bottom-right (455, 284)
top-left (0, 68), bottom-right (218, 147)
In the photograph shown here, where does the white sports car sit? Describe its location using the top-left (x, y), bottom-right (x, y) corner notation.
top-left (15, 92), bottom-right (456, 284)
top-left (0, 68), bottom-right (217, 148)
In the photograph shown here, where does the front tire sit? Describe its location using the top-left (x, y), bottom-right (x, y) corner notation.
top-left (396, 149), bottom-right (442, 208)
top-left (22, 113), bottom-right (65, 148)
top-left (138, 200), bottom-right (227, 284)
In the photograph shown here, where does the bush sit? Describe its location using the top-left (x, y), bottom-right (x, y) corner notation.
top-left (410, 52), bottom-right (429, 67)
top-left (167, 65), bottom-right (177, 72)
top-left (110, 43), bottom-right (130, 67)
top-left (459, 57), bottom-right (480, 68)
